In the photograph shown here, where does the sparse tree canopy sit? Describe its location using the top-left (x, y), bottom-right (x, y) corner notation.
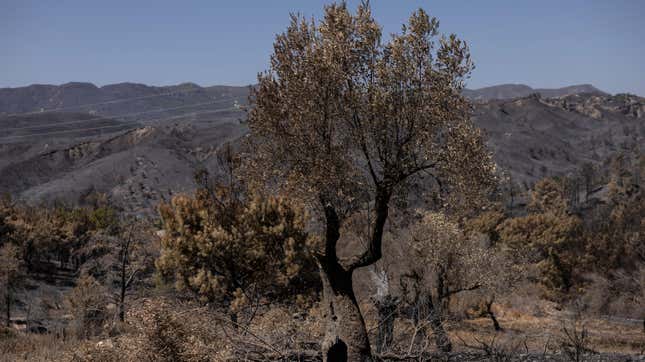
top-left (247, 2), bottom-right (496, 360)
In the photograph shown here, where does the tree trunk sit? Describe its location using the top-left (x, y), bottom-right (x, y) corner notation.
top-left (5, 291), bottom-right (10, 327)
top-left (374, 295), bottom-right (397, 353)
top-left (485, 300), bottom-right (502, 331)
top-left (320, 265), bottom-right (371, 362)
top-left (118, 296), bottom-right (125, 323)
top-left (119, 270), bottom-right (126, 322)
top-left (425, 295), bottom-right (452, 353)
top-left (317, 189), bottom-right (391, 362)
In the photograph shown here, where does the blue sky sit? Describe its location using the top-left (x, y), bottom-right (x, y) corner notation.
top-left (1, 0), bottom-right (644, 95)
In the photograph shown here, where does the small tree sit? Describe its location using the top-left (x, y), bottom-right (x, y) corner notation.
top-left (497, 178), bottom-right (581, 294)
top-left (248, 3), bottom-right (495, 359)
top-left (67, 274), bottom-right (109, 338)
top-left (156, 186), bottom-right (318, 321)
top-left (558, 305), bottom-right (592, 362)
top-left (369, 268), bottom-right (398, 354)
top-left (579, 162), bottom-right (595, 202)
top-left (84, 222), bottom-right (154, 323)
top-left (0, 244), bottom-right (24, 327)
top-left (114, 224), bottom-right (153, 322)
top-left (0, 195), bottom-right (15, 247)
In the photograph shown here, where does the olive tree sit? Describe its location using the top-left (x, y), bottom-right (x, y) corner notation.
top-left (247, 2), bottom-right (495, 360)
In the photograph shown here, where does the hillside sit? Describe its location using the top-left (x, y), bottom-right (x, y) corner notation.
top-left (0, 83), bottom-right (643, 215)
top-left (475, 92), bottom-right (644, 188)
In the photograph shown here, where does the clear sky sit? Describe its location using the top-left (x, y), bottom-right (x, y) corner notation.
top-left (1, 0), bottom-right (644, 95)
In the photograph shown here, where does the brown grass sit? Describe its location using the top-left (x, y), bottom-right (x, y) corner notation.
top-left (0, 297), bottom-right (643, 361)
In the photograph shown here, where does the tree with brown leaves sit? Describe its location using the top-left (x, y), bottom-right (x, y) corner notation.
top-left (247, 2), bottom-right (495, 360)
top-left (497, 178), bottom-right (581, 294)
top-left (156, 184), bottom-right (318, 322)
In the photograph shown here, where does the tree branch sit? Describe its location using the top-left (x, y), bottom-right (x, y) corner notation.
top-left (347, 188), bottom-right (391, 271)
top-left (320, 195), bottom-right (341, 265)
top-left (440, 283), bottom-right (481, 300)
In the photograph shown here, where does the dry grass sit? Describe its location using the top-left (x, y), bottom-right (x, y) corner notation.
top-left (0, 330), bottom-right (74, 362)
top-left (452, 303), bottom-right (645, 355)
top-left (0, 297), bottom-right (643, 361)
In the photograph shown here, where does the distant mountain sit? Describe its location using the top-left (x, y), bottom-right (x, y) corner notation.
top-left (0, 82), bottom-right (249, 119)
top-left (0, 82), bottom-right (608, 115)
top-left (0, 82), bottom-right (642, 214)
top-left (463, 84), bottom-right (607, 101)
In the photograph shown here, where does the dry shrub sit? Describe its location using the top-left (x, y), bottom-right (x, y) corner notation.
top-left (69, 341), bottom-right (123, 362)
top-left (25, 296), bottom-right (323, 361)
top-left (128, 299), bottom-right (231, 361)
top-left (247, 304), bottom-right (323, 354)
top-left (452, 291), bottom-right (490, 320)
top-left (61, 297), bottom-right (233, 362)
top-left (457, 331), bottom-right (529, 362)
top-left (580, 269), bottom-right (644, 318)
top-left (66, 275), bottom-right (110, 339)
top-left (556, 309), bottom-right (593, 362)
top-left (140, 311), bottom-right (190, 361)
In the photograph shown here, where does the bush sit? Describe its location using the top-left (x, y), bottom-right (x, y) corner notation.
top-left (157, 187), bottom-right (319, 314)
top-left (66, 275), bottom-right (110, 339)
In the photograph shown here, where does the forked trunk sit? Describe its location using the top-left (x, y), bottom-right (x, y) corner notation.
top-left (320, 265), bottom-right (372, 362)
top-left (485, 300), bottom-right (502, 331)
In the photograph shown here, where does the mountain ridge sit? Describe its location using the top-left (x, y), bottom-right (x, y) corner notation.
top-left (463, 83), bottom-right (608, 101)
top-left (0, 82), bottom-right (617, 116)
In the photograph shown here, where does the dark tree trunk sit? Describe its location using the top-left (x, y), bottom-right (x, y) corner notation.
top-left (374, 295), bottom-right (397, 353)
top-left (485, 300), bottom-right (502, 331)
top-left (119, 263), bottom-right (126, 322)
top-left (320, 265), bottom-right (371, 362)
top-left (489, 312), bottom-right (501, 332)
top-left (5, 291), bottom-right (10, 327)
top-left (318, 188), bottom-right (391, 361)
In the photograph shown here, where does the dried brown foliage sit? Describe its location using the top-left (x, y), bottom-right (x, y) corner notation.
top-left (156, 185), bottom-right (318, 314)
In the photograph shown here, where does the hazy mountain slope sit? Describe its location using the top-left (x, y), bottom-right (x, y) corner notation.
top-left (0, 82), bottom-right (249, 122)
top-left (0, 82), bottom-right (642, 214)
top-left (1, 82), bottom-right (608, 116)
top-left (0, 112), bottom-right (136, 142)
top-left (0, 117), bottom-right (247, 215)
